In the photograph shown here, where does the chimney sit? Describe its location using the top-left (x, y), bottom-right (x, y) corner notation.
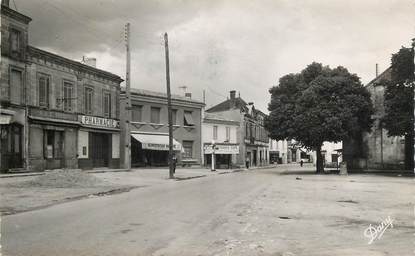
top-left (185, 92), bottom-right (192, 99)
top-left (248, 102), bottom-right (254, 105)
top-left (2, 0), bottom-right (9, 7)
top-left (82, 56), bottom-right (97, 68)
top-left (230, 90), bottom-right (236, 100)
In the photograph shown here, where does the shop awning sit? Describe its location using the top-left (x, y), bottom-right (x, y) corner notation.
top-left (131, 133), bottom-right (182, 151)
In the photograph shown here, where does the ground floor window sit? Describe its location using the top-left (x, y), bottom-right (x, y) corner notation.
top-left (43, 130), bottom-right (64, 159)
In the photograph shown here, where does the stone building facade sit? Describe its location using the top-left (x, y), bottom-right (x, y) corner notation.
top-left (120, 89), bottom-right (204, 167)
top-left (1, 2), bottom-right (123, 172)
top-left (206, 91), bottom-right (269, 168)
top-left (344, 67), bottom-right (405, 170)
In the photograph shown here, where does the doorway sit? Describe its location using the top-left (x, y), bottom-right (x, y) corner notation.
top-left (90, 132), bottom-right (110, 168)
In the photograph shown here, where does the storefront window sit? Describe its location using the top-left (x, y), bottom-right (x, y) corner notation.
top-left (44, 130), bottom-right (64, 159)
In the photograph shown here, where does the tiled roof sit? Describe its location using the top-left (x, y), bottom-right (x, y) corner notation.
top-left (205, 98), bottom-right (248, 112)
top-left (365, 66), bottom-right (392, 87)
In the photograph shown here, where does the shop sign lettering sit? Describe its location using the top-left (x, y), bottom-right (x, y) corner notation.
top-left (79, 115), bottom-right (119, 128)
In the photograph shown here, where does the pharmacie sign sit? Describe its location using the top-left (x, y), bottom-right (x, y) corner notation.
top-left (79, 115), bottom-right (119, 128)
top-left (204, 144), bottom-right (239, 154)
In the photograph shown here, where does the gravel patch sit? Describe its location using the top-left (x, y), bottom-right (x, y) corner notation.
top-left (7, 169), bottom-right (108, 188)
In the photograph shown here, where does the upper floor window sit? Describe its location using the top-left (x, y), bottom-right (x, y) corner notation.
top-left (182, 140), bottom-right (193, 158)
top-left (171, 109), bottom-right (177, 125)
top-left (103, 92), bottom-right (111, 118)
top-left (62, 81), bottom-right (74, 112)
top-left (10, 69), bottom-right (22, 104)
top-left (84, 87), bottom-right (94, 115)
top-left (150, 107), bottom-right (161, 124)
top-left (132, 105), bottom-right (142, 122)
top-left (10, 29), bottom-right (20, 53)
top-left (184, 111), bottom-right (195, 126)
top-left (38, 74), bottom-right (50, 108)
top-left (213, 125), bottom-right (218, 140)
top-left (226, 127), bottom-right (230, 141)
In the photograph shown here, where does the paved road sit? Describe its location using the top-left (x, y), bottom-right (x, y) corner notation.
top-left (2, 167), bottom-right (413, 256)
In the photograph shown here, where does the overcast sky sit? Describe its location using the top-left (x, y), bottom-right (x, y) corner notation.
top-left (15, 0), bottom-right (415, 112)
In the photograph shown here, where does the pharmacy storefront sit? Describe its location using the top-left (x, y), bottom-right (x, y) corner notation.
top-left (204, 143), bottom-right (239, 169)
top-left (77, 115), bottom-right (120, 169)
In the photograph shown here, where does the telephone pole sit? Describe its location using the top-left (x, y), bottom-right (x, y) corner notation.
top-left (124, 23), bottom-right (131, 170)
top-left (164, 32), bottom-right (174, 179)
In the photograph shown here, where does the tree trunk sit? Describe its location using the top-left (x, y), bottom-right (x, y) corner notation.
top-left (404, 133), bottom-right (414, 171)
top-left (316, 146), bottom-right (324, 174)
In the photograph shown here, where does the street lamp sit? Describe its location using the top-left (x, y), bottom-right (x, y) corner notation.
top-left (211, 140), bottom-right (216, 172)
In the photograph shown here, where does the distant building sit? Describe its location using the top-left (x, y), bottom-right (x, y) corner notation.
top-left (202, 112), bottom-right (240, 169)
top-left (206, 90), bottom-right (269, 167)
top-left (119, 89), bottom-right (204, 167)
top-left (269, 140), bottom-right (288, 164)
top-left (344, 67), bottom-right (405, 170)
top-left (0, 1), bottom-right (123, 172)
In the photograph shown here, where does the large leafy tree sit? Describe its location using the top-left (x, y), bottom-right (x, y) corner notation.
top-left (265, 62), bottom-right (373, 173)
top-left (382, 46), bottom-right (414, 170)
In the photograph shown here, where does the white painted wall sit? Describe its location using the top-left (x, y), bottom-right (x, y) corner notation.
top-left (202, 122), bottom-right (238, 144)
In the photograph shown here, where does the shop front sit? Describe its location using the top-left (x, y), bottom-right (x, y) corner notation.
top-left (0, 108), bottom-right (25, 171)
top-left (131, 132), bottom-right (182, 167)
top-left (28, 108), bottom-right (78, 171)
top-left (78, 115), bottom-right (120, 169)
top-left (204, 143), bottom-right (239, 169)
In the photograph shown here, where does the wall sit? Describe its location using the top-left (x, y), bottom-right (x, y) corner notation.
top-left (121, 93), bottom-right (204, 165)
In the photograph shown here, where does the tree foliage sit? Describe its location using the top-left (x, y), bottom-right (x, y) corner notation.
top-left (383, 47), bottom-right (414, 137)
top-left (382, 46), bottom-right (414, 170)
top-left (265, 62), bottom-right (374, 172)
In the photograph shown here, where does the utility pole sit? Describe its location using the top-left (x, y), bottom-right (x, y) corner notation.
top-left (124, 23), bottom-right (131, 170)
top-left (164, 32), bottom-right (174, 179)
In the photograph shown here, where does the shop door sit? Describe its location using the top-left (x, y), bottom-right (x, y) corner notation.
top-left (90, 133), bottom-right (110, 168)
top-left (1, 124), bottom-right (23, 171)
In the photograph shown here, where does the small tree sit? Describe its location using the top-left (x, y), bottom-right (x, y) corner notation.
top-left (382, 46), bottom-right (414, 170)
top-left (265, 63), bottom-right (373, 173)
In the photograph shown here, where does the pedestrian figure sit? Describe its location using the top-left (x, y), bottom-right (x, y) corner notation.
top-left (300, 159), bottom-right (304, 167)
top-left (246, 156), bottom-right (250, 169)
top-left (172, 154), bottom-right (177, 174)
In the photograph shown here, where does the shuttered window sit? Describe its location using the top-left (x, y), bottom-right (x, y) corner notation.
top-left (10, 69), bottom-right (22, 104)
top-left (63, 82), bottom-right (74, 112)
top-left (184, 111), bottom-right (195, 126)
top-left (10, 29), bottom-right (20, 53)
top-left (103, 92), bottom-right (111, 118)
top-left (38, 75), bottom-right (50, 108)
top-left (84, 87), bottom-right (93, 114)
top-left (182, 141), bottom-right (193, 158)
top-left (132, 105), bottom-right (142, 122)
top-left (151, 107), bottom-right (160, 124)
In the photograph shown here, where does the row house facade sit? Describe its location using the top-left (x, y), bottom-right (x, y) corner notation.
top-left (0, 2), bottom-right (123, 172)
top-left (120, 88), bottom-right (204, 167)
top-left (202, 112), bottom-right (240, 169)
top-left (205, 90), bottom-right (269, 168)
